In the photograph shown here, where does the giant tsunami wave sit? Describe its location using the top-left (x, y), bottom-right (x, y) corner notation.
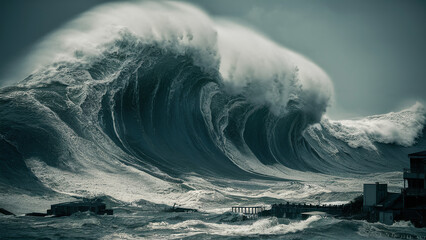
top-left (0, 2), bottom-right (425, 209)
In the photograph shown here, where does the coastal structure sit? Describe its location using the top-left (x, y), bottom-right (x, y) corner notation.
top-left (403, 151), bottom-right (426, 202)
top-left (166, 203), bottom-right (197, 212)
top-left (266, 202), bottom-right (346, 219)
top-left (362, 151), bottom-right (425, 226)
top-left (241, 151), bottom-right (425, 227)
top-left (47, 199), bottom-right (113, 217)
top-left (0, 208), bottom-right (15, 216)
top-left (231, 206), bottom-right (265, 219)
top-left (363, 182), bottom-right (388, 211)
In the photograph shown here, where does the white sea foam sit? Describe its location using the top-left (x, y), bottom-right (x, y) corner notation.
top-left (320, 102), bottom-right (425, 151)
top-left (148, 216), bottom-right (321, 236)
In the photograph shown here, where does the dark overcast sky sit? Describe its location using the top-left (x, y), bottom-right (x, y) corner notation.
top-left (0, 0), bottom-right (425, 119)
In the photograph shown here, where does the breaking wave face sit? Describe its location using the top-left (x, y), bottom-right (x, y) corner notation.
top-left (0, 1), bottom-right (425, 201)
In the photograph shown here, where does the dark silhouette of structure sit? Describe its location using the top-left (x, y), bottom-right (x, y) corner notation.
top-left (403, 151), bottom-right (426, 201)
top-left (361, 151), bottom-right (426, 226)
top-left (165, 203), bottom-right (198, 213)
top-left (0, 208), bottom-right (15, 216)
top-left (245, 151), bottom-right (426, 227)
top-left (47, 198), bottom-right (113, 216)
top-left (231, 206), bottom-right (265, 219)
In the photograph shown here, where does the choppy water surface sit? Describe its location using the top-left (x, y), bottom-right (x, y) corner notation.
top-left (2, 202), bottom-right (426, 239)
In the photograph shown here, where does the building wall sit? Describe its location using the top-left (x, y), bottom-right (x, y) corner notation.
top-left (408, 157), bottom-right (426, 189)
top-left (363, 183), bottom-right (388, 208)
top-left (377, 184), bottom-right (388, 202)
top-left (364, 184), bottom-right (377, 207)
top-left (379, 211), bottom-right (394, 225)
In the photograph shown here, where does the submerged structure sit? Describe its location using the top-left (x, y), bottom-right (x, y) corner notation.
top-left (46, 199), bottom-right (113, 217)
top-left (165, 203), bottom-right (198, 213)
top-left (0, 208), bottom-right (15, 216)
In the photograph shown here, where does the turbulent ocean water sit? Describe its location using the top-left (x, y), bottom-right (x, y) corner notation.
top-left (1, 2), bottom-right (426, 239)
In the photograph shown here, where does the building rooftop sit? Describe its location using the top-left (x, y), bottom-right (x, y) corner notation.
top-left (51, 200), bottom-right (105, 207)
top-left (408, 151), bottom-right (426, 157)
top-left (377, 192), bottom-right (401, 209)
